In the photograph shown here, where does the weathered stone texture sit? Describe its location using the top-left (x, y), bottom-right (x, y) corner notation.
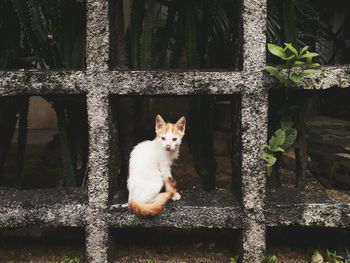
top-left (86, 91), bottom-right (112, 262)
top-left (266, 188), bottom-right (350, 227)
top-left (110, 189), bottom-right (243, 229)
top-left (0, 71), bottom-right (87, 95)
top-left (86, 0), bottom-right (109, 71)
top-left (300, 66), bottom-right (350, 89)
top-left (0, 188), bottom-right (87, 227)
top-left (107, 71), bottom-right (245, 95)
top-left (242, 0), bottom-right (267, 72)
top-left (0, 0), bottom-right (350, 261)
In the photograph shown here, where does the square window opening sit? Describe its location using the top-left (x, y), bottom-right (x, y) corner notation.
top-left (0, 227), bottom-right (85, 262)
top-left (267, 0), bottom-right (350, 65)
top-left (108, 0), bottom-right (243, 71)
top-left (266, 227), bottom-right (350, 262)
top-left (267, 87), bottom-right (350, 205)
top-left (109, 228), bottom-right (242, 262)
top-left (0, 1), bottom-right (86, 70)
top-left (108, 94), bottom-right (243, 207)
top-left (0, 95), bottom-right (89, 190)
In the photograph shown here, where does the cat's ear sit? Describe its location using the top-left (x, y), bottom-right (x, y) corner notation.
top-left (155, 114), bottom-right (165, 132)
top-left (176, 116), bottom-right (186, 134)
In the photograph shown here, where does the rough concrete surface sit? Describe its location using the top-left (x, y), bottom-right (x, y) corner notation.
top-left (110, 189), bottom-right (243, 229)
top-left (0, 0), bottom-right (350, 262)
top-left (0, 188), bottom-right (87, 227)
top-left (266, 188), bottom-right (350, 227)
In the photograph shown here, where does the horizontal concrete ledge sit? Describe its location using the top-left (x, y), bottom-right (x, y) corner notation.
top-left (109, 189), bottom-right (243, 229)
top-left (267, 65), bottom-right (350, 90)
top-left (0, 71), bottom-right (87, 95)
top-left (0, 188), bottom-right (87, 227)
top-left (106, 71), bottom-right (245, 95)
top-left (266, 188), bottom-right (350, 227)
top-left (1, 66), bottom-right (349, 96)
top-left (300, 65), bottom-right (350, 89)
top-left (0, 70), bottom-right (245, 95)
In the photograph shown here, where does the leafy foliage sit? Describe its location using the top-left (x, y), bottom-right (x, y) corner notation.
top-left (265, 43), bottom-right (320, 87)
top-left (262, 43), bottom-right (320, 176)
top-left (0, 0), bottom-right (87, 188)
top-left (120, 0), bottom-right (240, 70)
top-left (263, 254), bottom-right (277, 263)
top-left (324, 249), bottom-right (344, 263)
top-left (262, 118), bottom-right (297, 176)
top-left (60, 257), bottom-right (80, 263)
top-left (229, 256), bottom-right (239, 263)
top-left (345, 249), bottom-right (350, 263)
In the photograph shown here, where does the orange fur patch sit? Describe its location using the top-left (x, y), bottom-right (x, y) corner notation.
top-left (156, 122), bottom-right (183, 137)
top-left (128, 177), bottom-right (177, 216)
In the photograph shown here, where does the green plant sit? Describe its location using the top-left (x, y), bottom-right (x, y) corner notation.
top-left (263, 254), bottom-right (277, 263)
top-left (262, 118), bottom-right (297, 176)
top-left (265, 43), bottom-right (320, 88)
top-left (60, 257), bottom-right (80, 263)
top-left (345, 248), bottom-right (350, 263)
top-left (0, 0), bottom-right (88, 188)
top-left (324, 249), bottom-right (344, 263)
top-left (262, 43), bottom-right (320, 178)
top-left (229, 256), bottom-right (239, 263)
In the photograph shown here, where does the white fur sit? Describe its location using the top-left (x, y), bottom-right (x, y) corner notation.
top-left (127, 138), bottom-right (181, 203)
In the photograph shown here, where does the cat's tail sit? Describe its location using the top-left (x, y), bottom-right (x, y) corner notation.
top-left (128, 177), bottom-right (177, 216)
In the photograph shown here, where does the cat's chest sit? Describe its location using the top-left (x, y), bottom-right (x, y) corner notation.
top-left (156, 159), bottom-right (172, 172)
top-left (156, 154), bottom-right (173, 171)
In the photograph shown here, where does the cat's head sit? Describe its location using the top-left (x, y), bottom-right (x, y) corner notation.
top-left (155, 114), bottom-right (186, 151)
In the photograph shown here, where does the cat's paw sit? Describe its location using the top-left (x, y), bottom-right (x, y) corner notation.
top-left (172, 192), bottom-right (181, 201)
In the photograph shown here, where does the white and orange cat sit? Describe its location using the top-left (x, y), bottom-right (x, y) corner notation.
top-left (127, 114), bottom-right (186, 216)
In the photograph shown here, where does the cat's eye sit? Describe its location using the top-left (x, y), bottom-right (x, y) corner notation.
top-left (172, 138), bottom-right (177, 141)
top-left (161, 137), bottom-right (166, 140)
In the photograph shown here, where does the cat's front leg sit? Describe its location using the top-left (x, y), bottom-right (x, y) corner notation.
top-left (172, 192), bottom-right (181, 201)
top-left (164, 175), bottom-right (181, 201)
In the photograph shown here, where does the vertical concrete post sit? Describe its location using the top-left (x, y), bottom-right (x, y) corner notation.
top-left (86, 1), bottom-right (111, 261)
top-left (86, 89), bottom-right (112, 263)
top-left (86, 0), bottom-right (110, 71)
top-left (241, 0), bottom-right (268, 261)
top-left (241, 90), bottom-right (268, 262)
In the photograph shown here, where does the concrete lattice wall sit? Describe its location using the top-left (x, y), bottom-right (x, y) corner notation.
top-left (0, 0), bottom-right (350, 262)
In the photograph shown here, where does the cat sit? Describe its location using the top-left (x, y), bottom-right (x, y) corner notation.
top-left (127, 114), bottom-right (186, 216)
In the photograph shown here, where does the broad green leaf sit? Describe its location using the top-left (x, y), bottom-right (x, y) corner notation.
top-left (262, 144), bottom-right (271, 151)
top-left (262, 152), bottom-right (277, 166)
top-left (267, 43), bottom-right (287, 59)
top-left (271, 146), bottom-right (285, 153)
top-left (302, 69), bottom-right (320, 75)
top-left (269, 129), bottom-right (286, 149)
top-left (290, 72), bottom-right (302, 83)
top-left (265, 66), bottom-right (288, 83)
top-left (300, 46), bottom-right (309, 55)
top-left (308, 63), bottom-right (320, 68)
top-left (281, 54), bottom-right (296, 61)
top-left (299, 52), bottom-right (319, 59)
top-left (293, 61), bottom-right (305, 66)
top-left (306, 56), bottom-right (312, 64)
top-left (281, 128), bottom-right (297, 149)
top-left (284, 43), bottom-right (298, 56)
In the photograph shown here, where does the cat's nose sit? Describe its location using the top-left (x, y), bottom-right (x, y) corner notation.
top-left (166, 145), bottom-right (171, 150)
